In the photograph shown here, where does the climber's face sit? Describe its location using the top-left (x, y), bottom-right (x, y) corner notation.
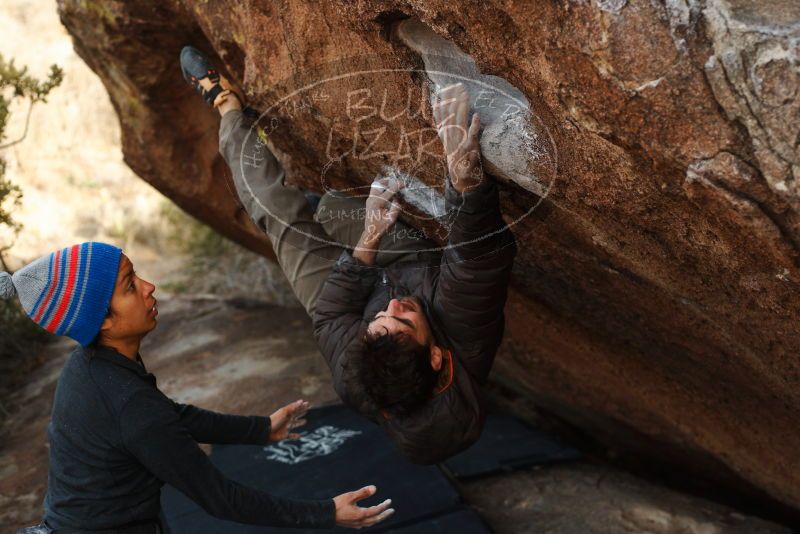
top-left (366, 296), bottom-right (443, 372)
top-left (99, 254), bottom-right (158, 343)
top-left (367, 296), bottom-right (433, 347)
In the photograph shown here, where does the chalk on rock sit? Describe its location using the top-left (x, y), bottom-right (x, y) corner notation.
top-left (396, 18), bottom-right (557, 198)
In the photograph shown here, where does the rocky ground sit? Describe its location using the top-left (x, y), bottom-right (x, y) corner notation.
top-left (0, 295), bottom-right (791, 533)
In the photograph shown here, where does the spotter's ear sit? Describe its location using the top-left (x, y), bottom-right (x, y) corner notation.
top-left (100, 314), bottom-right (114, 334)
top-left (99, 301), bottom-right (116, 335)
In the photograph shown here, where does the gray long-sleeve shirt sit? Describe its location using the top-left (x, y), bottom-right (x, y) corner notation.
top-left (44, 345), bottom-right (335, 531)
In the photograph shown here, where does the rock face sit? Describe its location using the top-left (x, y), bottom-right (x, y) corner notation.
top-left (57, 0), bottom-right (800, 517)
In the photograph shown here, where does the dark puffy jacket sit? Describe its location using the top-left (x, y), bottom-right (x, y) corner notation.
top-left (312, 176), bottom-right (517, 464)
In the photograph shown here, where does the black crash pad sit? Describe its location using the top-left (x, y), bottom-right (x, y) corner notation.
top-left (161, 404), bottom-right (467, 533)
top-left (442, 414), bottom-right (581, 479)
top-left (381, 509), bottom-right (489, 534)
top-left (161, 404), bottom-right (579, 533)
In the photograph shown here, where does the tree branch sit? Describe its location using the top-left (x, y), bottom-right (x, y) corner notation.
top-left (0, 101), bottom-right (34, 149)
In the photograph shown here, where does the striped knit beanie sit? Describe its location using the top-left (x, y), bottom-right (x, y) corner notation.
top-left (0, 242), bottom-right (122, 346)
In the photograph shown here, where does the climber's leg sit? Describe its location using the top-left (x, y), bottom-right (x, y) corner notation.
top-left (316, 191), bottom-right (440, 267)
top-left (182, 45), bottom-right (341, 315)
top-left (218, 109), bottom-right (343, 316)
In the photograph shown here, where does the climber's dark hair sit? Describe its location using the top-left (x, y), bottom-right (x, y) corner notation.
top-left (353, 329), bottom-right (437, 417)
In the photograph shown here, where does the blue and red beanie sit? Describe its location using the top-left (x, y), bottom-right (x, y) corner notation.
top-left (0, 242), bottom-right (122, 346)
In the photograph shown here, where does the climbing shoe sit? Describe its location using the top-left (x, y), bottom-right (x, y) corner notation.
top-left (181, 45), bottom-right (250, 108)
top-left (180, 46), bottom-right (226, 105)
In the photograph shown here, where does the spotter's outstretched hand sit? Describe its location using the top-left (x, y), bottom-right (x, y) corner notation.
top-left (334, 485), bottom-right (395, 529)
top-left (268, 399), bottom-right (310, 442)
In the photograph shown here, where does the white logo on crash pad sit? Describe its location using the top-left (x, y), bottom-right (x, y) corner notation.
top-left (263, 425), bottom-right (362, 464)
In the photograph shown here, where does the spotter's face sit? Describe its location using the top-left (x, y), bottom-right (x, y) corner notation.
top-left (103, 254), bottom-right (158, 341)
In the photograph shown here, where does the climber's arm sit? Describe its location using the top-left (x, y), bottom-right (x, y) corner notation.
top-left (433, 175), bottom-right (516, 382)
top-left (351, 177), bottom-right (403, 265)
top-left (312, 178), bottom-right (403, 419)
top-left (430, 83), bottom-right (517, 382)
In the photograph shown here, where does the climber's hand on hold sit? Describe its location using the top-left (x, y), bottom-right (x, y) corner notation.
top-left (364, 176), bottom-right (403, 240)
top-left (354, 176), bottom-right (403, 266)
top-left (432, 83), bottom-right (483, 193)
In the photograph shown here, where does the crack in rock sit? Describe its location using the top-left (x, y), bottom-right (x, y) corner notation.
top-left (685, 151), bottom-right (800, 265)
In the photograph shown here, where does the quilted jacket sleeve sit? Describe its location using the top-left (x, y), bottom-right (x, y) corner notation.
top-left (433, 176), bottom-right (517, 383)
top-left (312, 250), bottom-right (381, 420)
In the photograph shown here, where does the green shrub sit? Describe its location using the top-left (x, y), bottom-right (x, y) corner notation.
top-left (158, 200), bottom-right (295, 305)
top-left (0, 298), bottom-right (51, 358)
top-left (0, 54), bottom-right (63, 251)
top-left (0, 55), bottom-right (62, 407)
top-left (160, 200), bottom-right (230, 260)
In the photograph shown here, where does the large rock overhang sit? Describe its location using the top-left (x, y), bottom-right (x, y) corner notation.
top-left (58, 0), bottom-right (800, 521)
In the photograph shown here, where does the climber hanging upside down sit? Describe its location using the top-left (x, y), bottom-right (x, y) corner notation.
top-left (180, 45), bottom-right (517, 464)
